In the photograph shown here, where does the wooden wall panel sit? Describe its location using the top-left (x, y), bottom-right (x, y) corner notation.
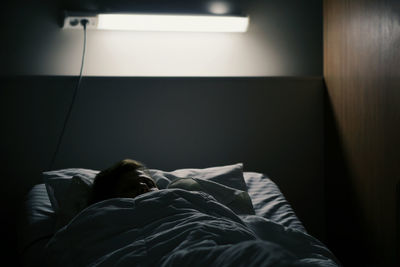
top-left (324, 0), bottom-right (400, 266)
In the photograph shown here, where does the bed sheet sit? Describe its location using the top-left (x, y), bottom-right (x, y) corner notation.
top-left (18, 184), bottom-right (55, 267)
top-left (243, 172), bottom-right (306, 232)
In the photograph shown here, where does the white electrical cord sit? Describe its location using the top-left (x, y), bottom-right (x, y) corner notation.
top-left (48, 19), bottom-right (89, 170)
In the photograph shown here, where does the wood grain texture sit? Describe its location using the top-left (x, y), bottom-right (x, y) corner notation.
top-left (324, 0), bottom-right (400, 266)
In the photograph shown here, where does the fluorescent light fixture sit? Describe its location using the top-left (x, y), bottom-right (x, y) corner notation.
top-left (96, 14), bottom-right (249, 32)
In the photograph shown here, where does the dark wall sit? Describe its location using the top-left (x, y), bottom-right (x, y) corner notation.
top-left (324, 0), bottom-right (400, 266)
top-left (1, 76), bottom-right (324, 264)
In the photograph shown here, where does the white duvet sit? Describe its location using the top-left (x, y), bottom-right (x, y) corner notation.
top-left (44, 189), bottom-right (340, 267)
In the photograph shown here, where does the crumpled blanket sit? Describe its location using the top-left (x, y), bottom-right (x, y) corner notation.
top-left (44, 189), bottom-right (340, 267)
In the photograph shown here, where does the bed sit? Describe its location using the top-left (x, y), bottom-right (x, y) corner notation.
top-left (18, 163), bottom-right (340, 266)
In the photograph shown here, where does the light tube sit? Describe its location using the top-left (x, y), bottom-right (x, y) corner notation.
top-left (97, 14), bottom-right (249, 32)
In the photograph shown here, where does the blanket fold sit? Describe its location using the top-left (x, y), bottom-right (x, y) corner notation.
top-left (44, 189), bottom-right (340, 267)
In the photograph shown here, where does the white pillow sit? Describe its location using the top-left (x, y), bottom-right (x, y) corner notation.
top-left (54, 175), bottom-right (93, 231)
top-left (149, 163), bottom-right (247, 191)
top-left (42, 168), bottom-right (99, 212)
top-left (43, 163), bottom-right (247, 228)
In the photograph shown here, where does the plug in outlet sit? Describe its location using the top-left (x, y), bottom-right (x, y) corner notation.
top-left (63, 14), bottom-right (98, 29)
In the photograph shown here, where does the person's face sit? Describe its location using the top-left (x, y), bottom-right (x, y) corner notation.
top-left (113, 169), bottom-right (159, 199)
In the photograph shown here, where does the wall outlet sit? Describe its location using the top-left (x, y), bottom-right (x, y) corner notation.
top-left (63, 14), bottom-right (98, 29)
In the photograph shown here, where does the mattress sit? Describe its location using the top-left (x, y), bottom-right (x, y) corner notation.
top-left (18, 171), bottom-right (306, 267)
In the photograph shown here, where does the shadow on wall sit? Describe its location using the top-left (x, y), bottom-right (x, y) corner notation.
top-left (324, 87), bottom-right (374, 266)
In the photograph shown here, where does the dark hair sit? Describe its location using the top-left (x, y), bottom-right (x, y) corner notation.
top-left (89, 159), bottom-right (149, 204)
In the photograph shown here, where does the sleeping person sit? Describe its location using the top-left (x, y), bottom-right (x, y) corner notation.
top-left (89, 158), bottom-right (255, 215)
top-left (44, 160), bottom-right (341, 267)
top-left (89, 159), bottom-right (159, 205)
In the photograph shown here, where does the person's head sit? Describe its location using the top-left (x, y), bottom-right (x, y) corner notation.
top-left (90, 159), bottom-right (158, 204)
